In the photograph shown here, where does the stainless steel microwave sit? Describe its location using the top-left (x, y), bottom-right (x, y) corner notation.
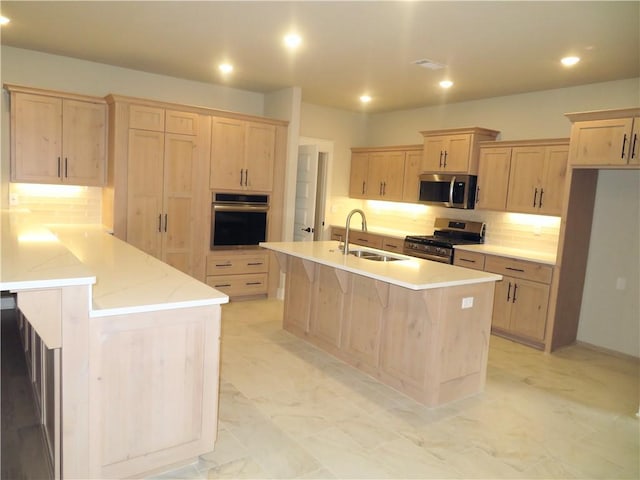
top-left (418, 174), bottom-right (477, 209)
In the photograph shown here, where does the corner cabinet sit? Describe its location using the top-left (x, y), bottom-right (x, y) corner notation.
top-left (210, 117), bottom-right (276, 192)
top-left (349, 145), bottom-right (422, 202)
top-left (476, 138), bottom-right (569, 216)
top-left (420, 127), bottom-right (499, 174)
top-left (6, 84), bottom-right (107, 186)
top-left (565, 108), bottom-right (640, 167)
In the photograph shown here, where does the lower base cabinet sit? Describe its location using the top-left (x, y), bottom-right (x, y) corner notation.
top-left (281, 255), bottom-right (495, 406)
top-left (205, 250), bottom-right (269, 298)
top-left (454, 250), bottom-right (553, 349)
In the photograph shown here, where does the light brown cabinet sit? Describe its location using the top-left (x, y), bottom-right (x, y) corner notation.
top-left (7, 86), bottom-right (107, 186)
top-left (477, 139), bottom-right (568, 216)
top-left (566, 109), bottom-right (640, 167)
top-left (210, 117), bottom-right (275, 192)
top-left (420, 127), bottom-right (499, 174)
top-left (402, 149), bottom-right (424, 202)
top-left (454, 249), bottom-right (554, 349)
top-left (331, 226), bottom-right (404, 253)
top-left (205, 250), bottom-right (269, 298)
top-left (349, 145), bottom-right (421, 201)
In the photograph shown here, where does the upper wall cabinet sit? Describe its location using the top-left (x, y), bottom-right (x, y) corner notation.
top-left (349, 145), bottom-right (422, 202)
top-left (210, 117), bottom-right (276, 192)
top-left (477, 138), bottom-right (569, 216)
top-left (6, 85), bottom-right (107, 186)
top-left (420, 127), bottom-right (499, 174)
top-left (565, 108), bottom-right (640, 167)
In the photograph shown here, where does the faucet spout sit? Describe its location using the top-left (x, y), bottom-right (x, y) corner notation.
top-left (343, 209), bottom-right (368, 255)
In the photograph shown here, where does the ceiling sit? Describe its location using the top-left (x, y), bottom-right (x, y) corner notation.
top-left (1, 1), bottom-right (639, 113)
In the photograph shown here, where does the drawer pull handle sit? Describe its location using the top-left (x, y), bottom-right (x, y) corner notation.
top-left (506, 267), bottom-right (525, 273)
top-left (215, 263), bottom-right (232, 267)
top-left (214, 284), bottom-right (231, 288)
top-left (460, 258), bottom-right (476, 263)
top-left (246, 282), bottom-right (262, 286)
top-left (384, 244), bottom-right (398, 249)
top-left (247, 262), bottom-right (263, 266)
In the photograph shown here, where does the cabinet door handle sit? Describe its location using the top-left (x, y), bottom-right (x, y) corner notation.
top-left (506, 282), bottom-right (512, 302)
top-left (439, 151), bottom-right (444, 167)
top-left (57, 157), bottom-right (61, 178)
top-left (379, 182), bottom-right (383, 195)
top-left (240, 169), bottom-right (244, 186)
top-left (539, 188), bottom-right (544, 208)
top-left (164, 214), bottom-right (168, 232)
top-left (506, 266), bottom-right (525, 273)
top-left (443, 150), bottom-right (448, 167)
top-left (621, 133), bottom-right (628, 159)
top-left (362, 181), bottom-right (366, 195)
top-left (383, 181), bottom-right (386, 195)
top-left (64, 157), bottom-right (68, 178)
top-left (245, 169), bottom-right (249, 186)
top-left (533, 187), bottom-right (538, 207)
top-left (631, 133), bottom-right (638, 159)
top-left (158, 214), bottom-right (162, 233)
top-left (512, 283), bottom-right (518, 303)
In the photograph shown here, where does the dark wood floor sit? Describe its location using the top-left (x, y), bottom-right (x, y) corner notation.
top-left (1, 307), bottom-right (51, 480)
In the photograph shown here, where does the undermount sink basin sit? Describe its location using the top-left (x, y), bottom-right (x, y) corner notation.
top-left (348, 250), bottom-right (403, 262)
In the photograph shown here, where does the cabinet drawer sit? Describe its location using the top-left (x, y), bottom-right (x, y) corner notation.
top-left (349, 232), bottom-right (383, 249)
top-left (484, 255), bottom-right (553, 284)
top-left (206, 273), bottom-right (268, 297)
top-left (207, 252), bottom-right (269, 275)
top-left (453, 250), bottom-right (486, 271)
top-left (331, 227), bottom-right (346, 242)
top-left (381, 236), bottom-right (404, 253)
top-left (129, 104), bottom-right (165, 131)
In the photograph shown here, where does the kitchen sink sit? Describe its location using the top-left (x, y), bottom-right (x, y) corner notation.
top-left (348, 250), bottom-right (403, 262)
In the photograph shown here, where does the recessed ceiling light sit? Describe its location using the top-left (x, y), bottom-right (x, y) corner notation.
top-left (439, 80), bottom-right (453, 89)
top-left (360, 95), bottom-right (372, 103)
top-left (561, 56), bottom-right (580, 67)
top-left (219, 63), bottom-right (233, 74)
top-left (0, 16), bottom-right (10, 25)
top-left (284, 33), bottom-right (302, 49)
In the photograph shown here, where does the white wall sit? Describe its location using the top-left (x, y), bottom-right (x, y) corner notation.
top-left (578, 170), bottom-right (640, 357)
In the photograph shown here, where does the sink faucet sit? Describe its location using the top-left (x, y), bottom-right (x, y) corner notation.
top-left (343, 209), bottom-right (368, 255)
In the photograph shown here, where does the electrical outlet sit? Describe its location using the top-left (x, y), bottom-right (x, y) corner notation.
top-left (533, 224), bottom-right (541, 235)
top-left (461, 297), bottom-right (474, 309)
top-left (9, 193), bottom-right (19, 206)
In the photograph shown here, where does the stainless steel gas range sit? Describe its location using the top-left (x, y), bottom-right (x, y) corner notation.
top-left (404, 218), bottom-right (485, 264)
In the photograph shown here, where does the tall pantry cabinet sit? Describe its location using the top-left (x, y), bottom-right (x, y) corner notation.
top-left (104, 96), bottom-right (211, 281)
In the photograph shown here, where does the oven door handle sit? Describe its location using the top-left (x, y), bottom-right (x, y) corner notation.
top-left (213, 204), bottom-right (269, 212)
top-left (448, 176), bottom-right (456, 206)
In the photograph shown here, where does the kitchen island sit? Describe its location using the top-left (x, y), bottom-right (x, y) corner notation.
top-left (261, 241), bottom-right (501, 407)
top-left (1, 211), bottom-right (228, 479)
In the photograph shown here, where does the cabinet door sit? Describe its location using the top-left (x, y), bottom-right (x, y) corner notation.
top-left (443, 134), bottom-right (472, 172)
top-left (165, 110), bottom-right (199, 135)
top-left (12, 93), bottom-right (62, 183)
top-left (476, 147), bottom-right (511, 210)
top-left (129, 104), bottom-right (165, 132)
top-left (539, 145), bottom-right (568, 216)
top-left (244, 122), bottom-right (275, 191)
top-left (506, 146), bottom-right (545, 214)
top-left (402, 150), bottom-right (422, 202)
top-left (349, 152), bottom-right (369, 198)
top-left (210, 117), bottom-right (245, 190)
top-left (422, 136), bottom-right (446, 171)
top-left (570, 118), bottom-right (634, 165)
top-left (127, 129), bottom-right (165, 259)
top-left (162, 133), bottom-right (199, 275)
top-left (509, 278), bottom-right (550, 343)
top-left (380, 151), bottom-right (406, 201)
top-left (491, 276), bottom-right (514, 332)
top-left (62, 99), bottom-right (107, 186)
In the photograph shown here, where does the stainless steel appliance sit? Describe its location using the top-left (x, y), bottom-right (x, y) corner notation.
top-left (418, 173), bottom-right (477, 209)
top-left (211, 193), bottom-right (269, 248)
top-left (404, 218), bottom-right (485, 264)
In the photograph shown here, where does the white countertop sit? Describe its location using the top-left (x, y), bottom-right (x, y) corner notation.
top-left (454, 244), bottom-right (557, 265)
top-left (261, 241), bottom-right (501, 290)
top-left (1, 211), bottom-right (228, 317)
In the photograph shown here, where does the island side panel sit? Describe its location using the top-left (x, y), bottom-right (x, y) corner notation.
top-left (88, 304), bottom-right (221, 479)
top-left (283, 256), bottom-right (315, 336)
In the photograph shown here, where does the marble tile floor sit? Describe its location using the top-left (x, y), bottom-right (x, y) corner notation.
top-left (152, 298), bottom-right (639, 480)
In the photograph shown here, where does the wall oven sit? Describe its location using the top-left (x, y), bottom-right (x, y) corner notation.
top-left (211, 193), bottom-right (269, 249)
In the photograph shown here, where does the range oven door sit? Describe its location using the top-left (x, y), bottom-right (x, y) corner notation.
top-left (211, 193), bottom-right (269, 248)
